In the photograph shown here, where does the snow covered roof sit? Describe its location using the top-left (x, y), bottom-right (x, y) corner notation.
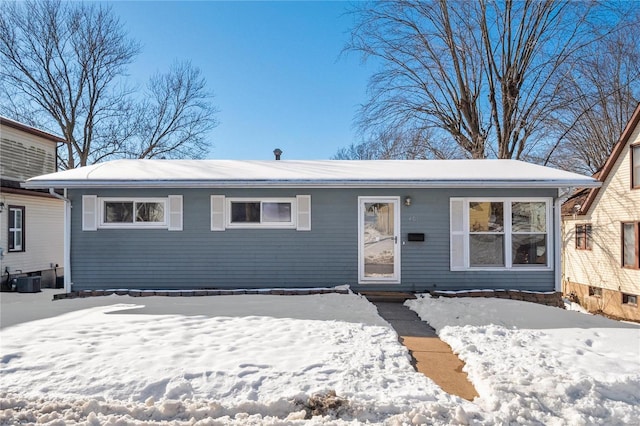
top-left (23, 159), bottom-right (601, 189)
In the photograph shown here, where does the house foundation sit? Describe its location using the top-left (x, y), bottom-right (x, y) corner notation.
top-left (564, 281), bottom-right (640, 322)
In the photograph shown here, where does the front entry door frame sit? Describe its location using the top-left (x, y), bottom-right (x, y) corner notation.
top-left (358, 196), bottom-right (401, 284)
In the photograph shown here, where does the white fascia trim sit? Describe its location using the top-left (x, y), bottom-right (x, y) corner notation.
top-left (23, 179), bottom-right (603, 189)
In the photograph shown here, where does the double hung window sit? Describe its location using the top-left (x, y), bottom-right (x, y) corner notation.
top-left (632, 145), bottom-right (640, 189)
top-left (622, 222), bottom-right (639, 269)
top-left (451, 198), bottom-right (551, 270)
top-left (575, 224), bottom-right (592, 250)
top-left (8, 206), bottom-right (25, 252)
top-left (468, 202), bottom-right (505, 267)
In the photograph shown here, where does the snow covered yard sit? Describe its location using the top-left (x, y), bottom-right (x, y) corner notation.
top-left (0, 290), bottom-right (638, 425)
top-left (0, 291), bottom-right (466, 425)
top-left (407, 295), bottom-right (640, 425)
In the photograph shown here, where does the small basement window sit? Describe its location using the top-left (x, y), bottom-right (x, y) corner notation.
top-left (622, 293), bottom-right (638, 306)
top-left (588, 286), bottom-right (603, 297)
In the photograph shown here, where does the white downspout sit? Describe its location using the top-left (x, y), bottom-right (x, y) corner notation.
top-left (554, 196), bottom-right (562, 293)
top-left (49, 188), bottom-right (71, 293)
top-left (554, 187), bottom-right (574, 293)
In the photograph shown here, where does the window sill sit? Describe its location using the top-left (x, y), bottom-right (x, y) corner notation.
top-left (225, 224), bottom-right (296, 230)
top-left (98, 224), bottom-right (169, 230)
top-left (451, 266), bottom-right (552, 272)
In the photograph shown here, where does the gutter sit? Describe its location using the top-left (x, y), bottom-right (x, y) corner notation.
top-left (48, 188), bottom-right (71, 293)
top-left (24, 179), bottom-right (603, 190)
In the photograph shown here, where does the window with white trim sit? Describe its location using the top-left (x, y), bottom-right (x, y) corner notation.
top-left (101, 198), bottom-right (167, 227)
top-left (227, 197), bottom-right (295, 228)
top-left (210, 195), bottom-right (311, 231)
top-left (82, 195), bottom-right (182, 230)
top-left (450, 198), bottom-right (551, 270)
top-left (8, 205), bottom-right (25, 252)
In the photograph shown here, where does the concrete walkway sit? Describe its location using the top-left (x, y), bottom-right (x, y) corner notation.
top-left (370, 300), bottom-right (479, 401)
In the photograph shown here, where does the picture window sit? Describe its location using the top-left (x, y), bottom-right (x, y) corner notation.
top-left (451, 198), bottom-right (550, 270)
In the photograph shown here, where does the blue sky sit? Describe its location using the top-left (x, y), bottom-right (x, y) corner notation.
top-left (108, 1), bottom-right (376, 160)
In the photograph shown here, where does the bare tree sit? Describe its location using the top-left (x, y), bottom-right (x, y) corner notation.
top-left (346, 0), bottom-right (618, 161)
top-left (0, 0), bottom-right (217, 168)
top-left (544, 27), bottom-right (640, 174)
top-left (128, 61), bottom-right (218, 160)
top-left (333, 128), bottom-right (459, 159)
top-left (0, 0), bottom-right (138, 168)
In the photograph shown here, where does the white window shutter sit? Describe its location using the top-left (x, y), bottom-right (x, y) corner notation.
top-left (211, 195), bottom-right (226, 231)
top-left (450, 198), bottom-right (466, 270)
top-left (296, 195), bottom-right (311, 231)
top-left (168, 195), bottom-right (183, 231)
top-left (82, 195), bottom-right (98, 231)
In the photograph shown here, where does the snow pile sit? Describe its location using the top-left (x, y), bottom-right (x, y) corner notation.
top-left (406, 295), bottom-right (640, 425)
top-left (1, 293), bottom-right (473, 425)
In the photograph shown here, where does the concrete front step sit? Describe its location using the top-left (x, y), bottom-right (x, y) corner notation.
top-left (359, 291), bottom-right (416, 303)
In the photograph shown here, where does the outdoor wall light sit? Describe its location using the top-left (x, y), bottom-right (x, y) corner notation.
top-left (0, 202), bottom-right (4, 212)
top-left (404, 196), bottom-right (412, 206)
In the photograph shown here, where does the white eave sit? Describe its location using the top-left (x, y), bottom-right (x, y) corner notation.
top-left (23, 159), bottom-right (602, 190)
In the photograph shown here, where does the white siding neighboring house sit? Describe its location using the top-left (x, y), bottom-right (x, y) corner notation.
top-left (562, 103), bottom-right (640, 321)
top-left (0, 117), bottom-right (66, 289)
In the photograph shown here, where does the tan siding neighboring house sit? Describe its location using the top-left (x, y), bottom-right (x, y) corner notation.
top-left (0, 117), bottom-right (66, 289)
top-left (562, 104), bottom-right (640, 321)
top-left (0, 125), bottom-right (57, 181)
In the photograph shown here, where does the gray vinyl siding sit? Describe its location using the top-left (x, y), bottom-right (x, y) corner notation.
top-left (68, 187), bottom-right (557, 292)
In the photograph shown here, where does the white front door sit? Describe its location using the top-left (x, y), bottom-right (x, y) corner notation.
top-left (358, 197), bottom-right (400, 283)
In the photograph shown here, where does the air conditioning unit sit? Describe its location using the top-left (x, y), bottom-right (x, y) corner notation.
top-left (16, 276), bottom-right (41, 293)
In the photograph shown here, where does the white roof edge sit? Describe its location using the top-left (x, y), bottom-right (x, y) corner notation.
top-left (23, 179), bottom-right (602, 190)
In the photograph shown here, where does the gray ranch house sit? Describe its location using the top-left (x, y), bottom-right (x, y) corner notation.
top-left (24, 159), bottom-right (599, 294)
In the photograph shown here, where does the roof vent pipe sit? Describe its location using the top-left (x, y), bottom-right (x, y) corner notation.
top-left (273, 148), bottom-right (283, 160)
